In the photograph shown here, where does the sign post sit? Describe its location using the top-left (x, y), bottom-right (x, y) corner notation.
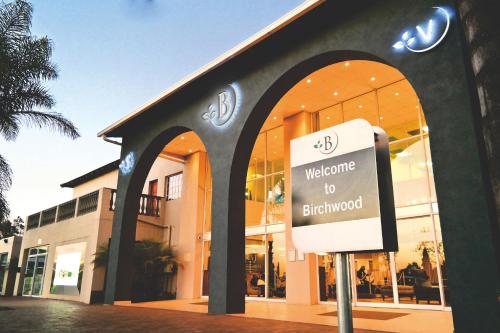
top-left (290, 119), bottom-right (397, 333)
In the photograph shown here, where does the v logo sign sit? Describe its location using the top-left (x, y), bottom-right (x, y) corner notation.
top-left (416, 19), bottom-right (434, 43)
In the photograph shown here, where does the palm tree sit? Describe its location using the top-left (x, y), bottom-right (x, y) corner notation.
top-left (0, 0), bottom-right (79, 221)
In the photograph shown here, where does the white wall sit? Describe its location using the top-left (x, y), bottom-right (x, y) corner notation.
top-left (71, 157), bottom-right (183, 198)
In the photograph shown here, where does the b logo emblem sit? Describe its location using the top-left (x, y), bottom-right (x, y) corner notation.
top-left (202, 83), bottom-right (240, 127)
top-left (314, 133), bottom-right (338, 155)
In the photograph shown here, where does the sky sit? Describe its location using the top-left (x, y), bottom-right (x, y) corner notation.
top-left (3, 0), bottom-right (305, 220)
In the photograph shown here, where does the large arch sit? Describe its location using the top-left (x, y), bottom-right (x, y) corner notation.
top-left (104, 125), bottom-right (211, 303)
top-left (228, 50), bottom-right (454, 317)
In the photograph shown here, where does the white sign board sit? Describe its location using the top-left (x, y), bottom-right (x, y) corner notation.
top-left (291, 119), bottom-right (384, 253)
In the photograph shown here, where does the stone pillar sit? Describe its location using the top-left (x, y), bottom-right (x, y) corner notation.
top-left (207, 156), bottom-right (245, 314)
top-left (175, 151), bottom-right (207, 299)
top-left (283, 111), bottom-right (318, 304)
top-left (104, 168), bottom-right (138, 303)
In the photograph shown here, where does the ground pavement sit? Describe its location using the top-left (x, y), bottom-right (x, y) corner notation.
top-left (0, 297), bottom-right (391, 333)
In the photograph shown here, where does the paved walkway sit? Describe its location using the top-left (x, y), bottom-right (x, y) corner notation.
top-left (0, 297), bottom-right (388, 333)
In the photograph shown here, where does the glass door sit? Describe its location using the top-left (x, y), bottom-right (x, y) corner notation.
top-left (22, 247), bottom-right (47, 297)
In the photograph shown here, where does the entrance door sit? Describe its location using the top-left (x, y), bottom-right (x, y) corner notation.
top-left (22, 247), bottom-right (47, 296)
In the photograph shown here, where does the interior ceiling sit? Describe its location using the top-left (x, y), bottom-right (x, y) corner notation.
top-left (162, 60), bottom-right (422, 157)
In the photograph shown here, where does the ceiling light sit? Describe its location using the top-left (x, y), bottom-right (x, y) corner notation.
top-left (370, 76), bottom-right (376, 81)
top-left (416, 105), bottom-right (419, 109)
top-left (306, 78), bottom-right (312, 84)
top-left (395, 92), bottom-right (400, 96)
top-left (422, 125), bottom-right (429, 132)
top-left (345, 61), bottom-right (350, 67)
top-left (274, 135), bottom-right (278, 139)
top-left (379, 116), bottom-right (384, 120)
top-left (333, 91), bottom-right (338, 96)
top-left (189, 149), bottom-right (193, 153)
top-left (181, 136), bottom-right (185, 140)
top-left (326, 116), bottom-right (331, 120)
top-left (358, 105), bottom-right (363, 109)
top-left (301, 105), bottom-right (305, 109)
top-left (273, 116), bottom-right (277, 120)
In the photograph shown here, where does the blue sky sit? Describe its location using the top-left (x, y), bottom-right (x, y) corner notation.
top-left (3, 0), bottom-right (304, 219)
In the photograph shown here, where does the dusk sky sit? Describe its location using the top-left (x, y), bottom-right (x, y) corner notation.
top-left (3, 0), bottom-right (304, 219)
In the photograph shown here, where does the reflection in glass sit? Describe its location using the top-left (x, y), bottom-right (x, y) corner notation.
top-left (318, 253), bottom-right (337, 301)
top-left (245, 235), bottom-right (266, 297)
top-left (390, 138), bottom-right (430, 207)
top-left (202, 241), bottom-right (211, 296)
top-left (246, 178), bottom-right (265, 226)
top-left (266, 174), bottom-right (285, 225)
top-left (353, 252), bottom-right (393, 303)
top-left (267, 233), bottom-right (286, 298)
top-left (395, 216), bottom-right (443, 305)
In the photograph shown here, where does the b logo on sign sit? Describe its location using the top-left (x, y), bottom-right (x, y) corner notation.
top-left (314, 133), bottom-right (338, 155)
top-left (202, 83), bottom-right (240, 128)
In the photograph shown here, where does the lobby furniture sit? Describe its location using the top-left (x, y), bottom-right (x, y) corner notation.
top-left (380, 285), bottom-right (415, 301)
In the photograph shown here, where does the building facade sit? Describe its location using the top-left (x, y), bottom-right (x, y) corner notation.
top-left (96, 1), bottom-right (500, 332)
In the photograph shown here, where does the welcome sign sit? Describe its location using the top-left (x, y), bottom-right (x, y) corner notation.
top-left (291, 119), bottom-right (396, 253)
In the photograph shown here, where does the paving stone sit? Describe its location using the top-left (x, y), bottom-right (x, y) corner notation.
top-left (0, 297), bottom-right (390, 333)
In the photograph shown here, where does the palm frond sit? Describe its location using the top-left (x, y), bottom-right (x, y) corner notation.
top-left (0, 153), bottom-right (12, 192)
top-left (0, 0), bottom-right (32, 41)
top-left (12, 110), bottom-right (80, 139)
top-left (0, 191), bottom-right (10, 222)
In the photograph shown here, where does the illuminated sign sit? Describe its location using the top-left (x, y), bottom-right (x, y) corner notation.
top-left (393, 7), bottom-right (451, 53)
top-left (54, 252), bottom-right (81, 286)
top-left (119, 151), bottom-right (135, 175)
top-left (290, 119), bottom-right (397, 253)
top-left (202, 83), bottom-right (241, 129)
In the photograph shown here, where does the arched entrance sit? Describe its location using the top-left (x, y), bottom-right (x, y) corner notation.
top-left (231, 57), bottom-right (450, 316)
top-left (104, 127), bottom-right (212, 305)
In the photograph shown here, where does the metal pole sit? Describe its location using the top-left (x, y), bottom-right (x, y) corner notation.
top-left (336, 252), bottom-right (353, 333)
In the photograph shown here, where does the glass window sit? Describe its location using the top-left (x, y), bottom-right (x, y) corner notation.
top-left (245, 235), bottom-right (266, 297)
top-left (50, 242), bottom-right (86, 296)
top-left (390, 137), bottom-right (430, 207)
top-left (433, 215), bottom-right (450, 306)
top-left (202, 241), bottom-right (210, 296)
top-left (318, 253), bottom-right (337, 301)
top-left (247, 133), bottom-right (265, 180)
top-left (267, 232), bottom-right (286, 299)
top-left (165, 172), bottom-right (183, 200)
top-left (353, 252), bottom-right (394, 303)
top-left (378, 80), bottom-right (420, 141)
top-left (395, 216), bottom-right (442, 305)
top-left (245, 178), bottom-right (265, 227)
top-left (266, 127), bottom-right (284, 174)
top-left (266, 174), bottom-right (285, 225)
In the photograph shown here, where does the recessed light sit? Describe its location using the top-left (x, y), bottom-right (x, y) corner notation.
top-left (370, 76), bottom-right (376, 81)
top-left (416, 105), bottom-right (419, 109)
top-left (306, 78), bottom-right (312, 84)
top-left (273, 152), bottom-right (276, 154)
top-left (345, 61), bottom-right (350, 67)
top-left (395, 92), bottom-right (399, 96)
top-left (333, 91), bottom-right (339, 96)
top-left (189, 149), bottom-right (193, 153)
top-left (326, 116), bottom-right (331, 120)
top-left (181, 136), bottom-right (185, 140)
top-left (274, 135), bottom-right (278, 139)
top-left (301, 105), bottom-right (305, 109)
top-left (379, 116), bottom-right (384, 120)
top-left (273, 116), bottom-right (277, 120)
top-left (358, 105), bottom-right (363, 109)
